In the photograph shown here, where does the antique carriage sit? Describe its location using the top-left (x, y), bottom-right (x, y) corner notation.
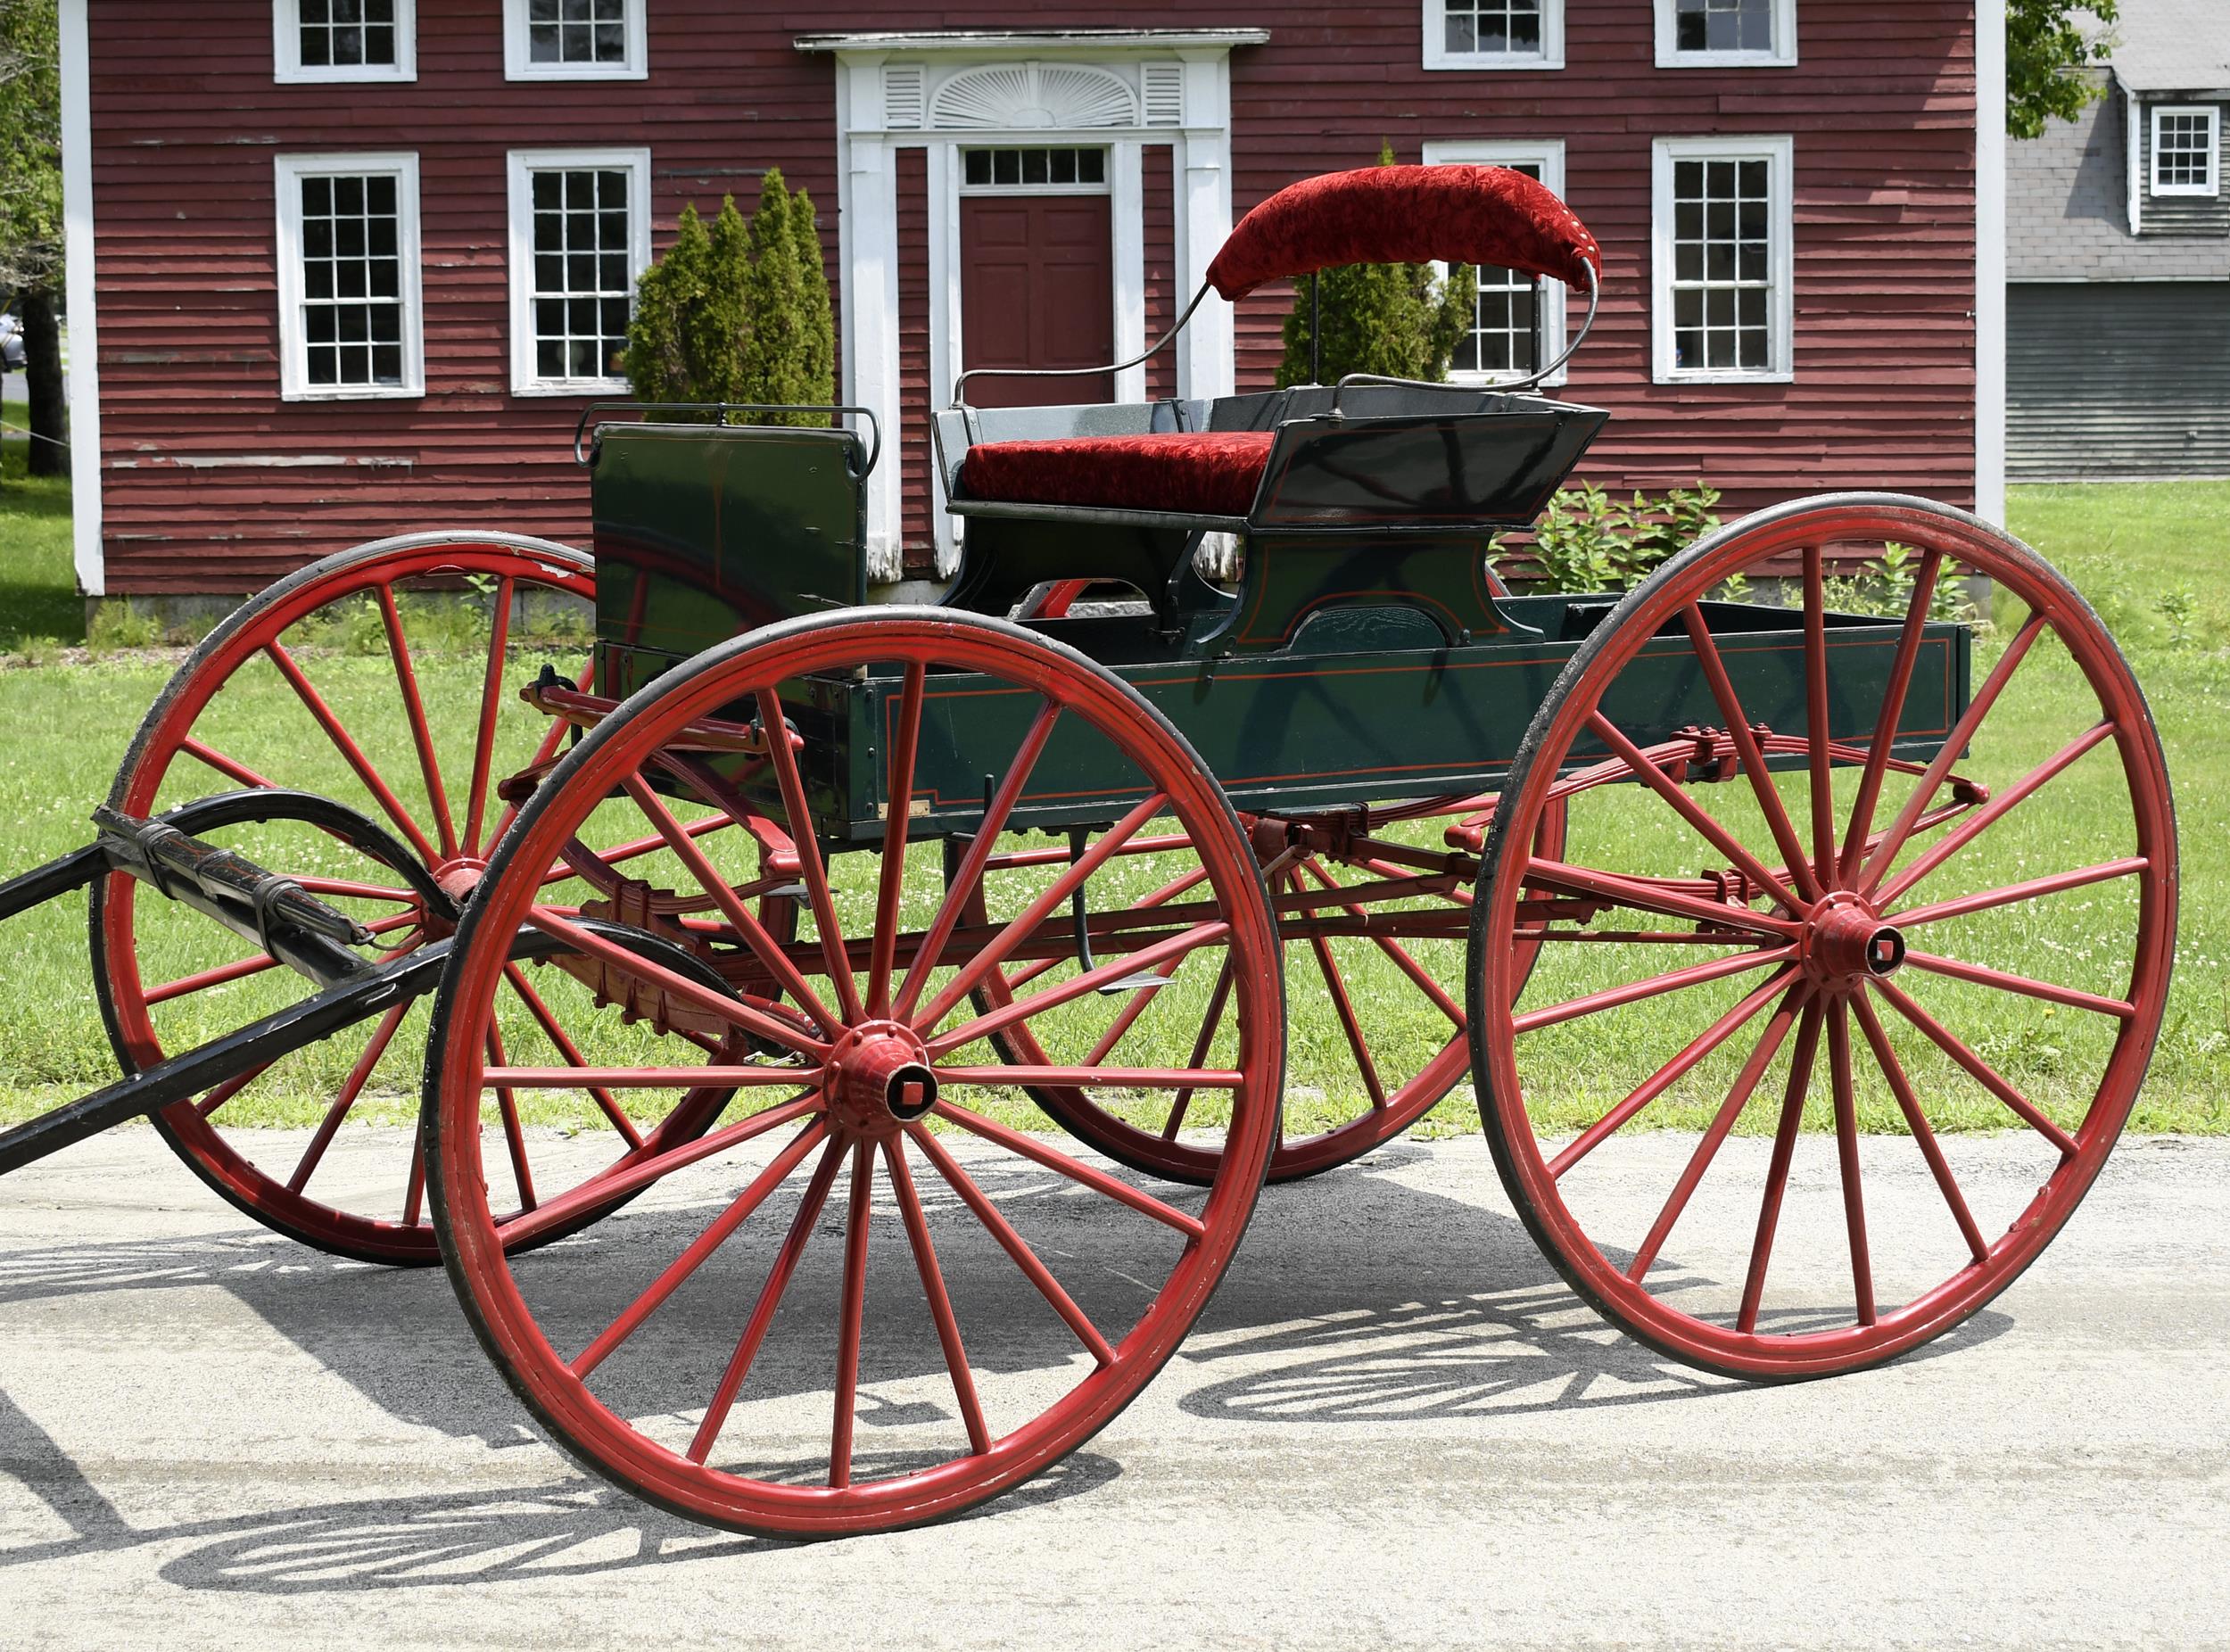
top-left (0, 167), bottom-right (2176, 1536)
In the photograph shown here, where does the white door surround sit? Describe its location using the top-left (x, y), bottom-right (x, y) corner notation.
top-left (797, 29), bottom-right (1266, 579)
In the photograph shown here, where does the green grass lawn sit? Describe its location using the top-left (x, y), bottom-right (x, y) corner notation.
top-left (0, 476), bottom-right (2223, 1144)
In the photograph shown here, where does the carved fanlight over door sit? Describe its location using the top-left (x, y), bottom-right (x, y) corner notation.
top-left (929, 62), bottom-right (1139, 130)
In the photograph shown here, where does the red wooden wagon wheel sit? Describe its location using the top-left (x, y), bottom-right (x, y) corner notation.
top-left (962, 795), bottom-right (1565, 1184)
top-left (425, 609), bottom-right (1282, 1536)
top-left (92, 532), bottom-right (748, 1264)
top-left (1469, 495), bottom-right (2176, 1378)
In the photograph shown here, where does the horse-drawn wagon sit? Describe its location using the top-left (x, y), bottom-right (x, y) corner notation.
top-left (0, 167), bottom-right (2175, 1536)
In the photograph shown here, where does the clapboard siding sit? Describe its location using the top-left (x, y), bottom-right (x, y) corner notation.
top-left (85, 0), bottom-right (1978, 595)
top-left (2007, 281), bottom-right (2230, 479)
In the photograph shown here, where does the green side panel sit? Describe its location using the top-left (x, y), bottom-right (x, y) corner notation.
top-left (805, 605), bottom-right (1971, 841)
top-left (591, 422), bottom-right (867, 700)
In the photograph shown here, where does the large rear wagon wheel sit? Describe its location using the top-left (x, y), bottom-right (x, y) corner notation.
top-left (91, 533), bottom-right (727, 1264)
top-left (965, 796), bottom-right (1564, 1185)
top-left (426, 609), bottom-right (1283, 1536)
top-left (1470, 495), bottom-right (2176, 1379)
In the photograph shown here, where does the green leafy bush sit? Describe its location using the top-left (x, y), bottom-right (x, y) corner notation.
top-left (624, 169), bottom-right (835, 426)
top-left (1492, 481), bottom-right (1723, 593)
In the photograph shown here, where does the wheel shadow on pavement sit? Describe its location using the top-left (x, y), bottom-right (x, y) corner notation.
top-left (1177, 1143), bottom-right (2013, 1423)
top-left (0, 1384), bottom-right (1120, 1587)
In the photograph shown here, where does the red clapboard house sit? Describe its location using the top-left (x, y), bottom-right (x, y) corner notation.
top-left (56, 1), bottom-right (2007, 599)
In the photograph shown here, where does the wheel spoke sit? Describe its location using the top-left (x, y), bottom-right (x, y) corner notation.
top-left (1549, 965), bottom-right (1799, 1179)
top-left (893, 699), bottom-right (1061, 1023)
top-left (524, 904), bottom-right (830, 1057)
top-left (1164, 955), bottom-right (1235, 1141)
top-left (1851, 993), bottom-right (1989, 1262)
top-left (462, 574), bottom-right (515, 857)
top-left (1299, 857), bottom-right (1464, 1027)
top-left (1894, 856), bottom-right (2148, 929)
top-left (1802, 546), bottom-right (1838, 882)
top-left (487, 1023), bottom-right (537, 1211)
top-left (830, 1141), bottom-right (874, 1489)
top-left (498, 1093), bottom-right (821, 1251)
top-left (182, 736), bottom-right (277, 791)
top-left (1519, 857), bottom-right (1800, 938)
top-left (755, 688), bottom-right (865, 1026)
top-left (1582, 714), bottom-right (1803, 914)
top-left (489, 654), bottom-right (593, 847)
top-left (689, 1136), bottom-right (848, 1466)
top-left (905, 1125), bottom-right (1117, 1366)
top-left (1873, 722), bottom-right (2114, 908)
top-left (1838, 549), bottom-right (1944, 883)
top-left (570, 1120), bottom-right (828, 1378)
top-left (376, 584), bottom-right (460, 862)
top-left (1873, 977), bottom-right (2079, 1157)
top-left (1902, 949), bottom-right (2134, 1020)
top-left (931, 1099), bottom-right (1207, 1237)
top-left (1736, 998), bottom-right (1822, 1333)
top-left (1080, 960), bottom-right (1182, 1067)
top-left (621, 776), bottom-right (843, 1037)
top-left (883, 1136), bottom-right (992, 1455)
top-left (1828, 999), bottom-right (1876, 1326)
top-left (286, 1001), bottom-right (409, 1194)
top-left (937, 1065), bottom-right (1242, 1095)
top-left (195, 1061), bottom-right (274, 1119)
top-left (1855, 611), bottom-right (2047, 893)
top-left (402, 1131), bottom-right (427, 1227)
top-left (503, 964), bottom-right (645, 1148)
top-left (264, 640), bottom-right (442, 866)
top-left (926, 920), bottom-right (1226, 1059)
top-left (149, 950), bottom-right (285, 1005)
top-left (1285, 871), bottom-right (1384, 1110)
top-left (913, 791), bottom-right (1171, 1036)
top-left (1513, 944), bottom-right (1797, 1036)
top-left (1679, 603), bottom-right (1822, 903)
top-left (1627, 982), bottom-right (1811, 1281)
top-left (869, 661), bottom-right (928, 1018)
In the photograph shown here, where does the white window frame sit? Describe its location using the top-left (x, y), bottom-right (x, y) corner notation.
top-left (1422, 0), bottom-right (1565, 71)
top-left (2150, 104), bottom-right (2221, 198)
top-left (1653, 0), bottom-right (1797, 69)
top-left (503, 0), bottom-right (648, 81)
top-left (955, 146), bottom-right (1115, 197)
top-left (1651, 134), bottom-right (1796, 385)
top-left (507, 147), bottom-right (653, 397)
top-left (273, 152), bottom-right (425, 401)
top-left (1421, 139), bottom-right (1570, 387)
top-left (273, 0), bottom-right (417, 83)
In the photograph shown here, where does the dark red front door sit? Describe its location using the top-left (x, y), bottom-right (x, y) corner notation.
top-left (960, 194), bottom-right (1115, 408)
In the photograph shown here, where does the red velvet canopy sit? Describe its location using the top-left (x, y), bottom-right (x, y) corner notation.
top-left (1204, 165), bottom-right (1601, 301)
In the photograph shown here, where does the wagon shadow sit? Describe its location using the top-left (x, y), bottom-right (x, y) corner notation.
top-left (0, 1383), bottom-right (1120, 1589)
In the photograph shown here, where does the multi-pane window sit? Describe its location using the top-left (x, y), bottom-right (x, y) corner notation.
top-left (1653, 136), bottom-right (1792, 383)
top-left (960, 148), bottom-right (1108, 190)
top-left (503, 0), bottom-right (644, 79)
top-left (301, 173), bottom-right (405, 386)
top-left (1676, 0), bottom-right (1770, 53)
top-left (297, 0), bottom-right (397, 69)
top-left (1655, 0), bottom-right (1794, 65)
top-left (1457, 161), bottom-right (1544, 377)
top-left (1443, 0), bottom-right (1541, 56)
top-left (275, 0), bottom-right (414, 82)
top-left (1423, 0), bottom-right (1564, 69)
top-left (276, 153), bottom-right (422, 399)
top-left (2152, 107), bottom-right (2221, 196)
top-left (508, 151), bottom-right (649, 392)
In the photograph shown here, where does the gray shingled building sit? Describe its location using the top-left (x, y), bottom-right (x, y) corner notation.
top-left (2008, 0), bottom-right (2230, 478)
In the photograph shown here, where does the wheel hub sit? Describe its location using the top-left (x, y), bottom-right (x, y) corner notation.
top-left (823, 1020), bottom-right (938, 1137)
top-left (1802, 890), bottom-right (1905, 990)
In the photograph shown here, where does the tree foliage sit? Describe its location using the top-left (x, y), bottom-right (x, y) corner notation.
top-left (1276, 145), bottom-right (1477, 390)
top-left (624, 169), bottom-right (834, 426)
top-left (0, 0), bottom-right (59, 293)
top-left (2009, 0), bottom-right (2119, 139)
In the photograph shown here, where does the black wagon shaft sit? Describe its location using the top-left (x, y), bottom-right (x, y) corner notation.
top-left (0, 163), bottom-right (2176, 1540)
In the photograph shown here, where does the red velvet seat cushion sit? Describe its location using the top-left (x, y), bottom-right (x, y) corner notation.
top-left (957, 430), bottom-right (1275, 519)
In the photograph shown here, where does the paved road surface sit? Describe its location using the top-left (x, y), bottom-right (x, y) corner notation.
top-left (1, 1126), bottom-right (2224, 1649)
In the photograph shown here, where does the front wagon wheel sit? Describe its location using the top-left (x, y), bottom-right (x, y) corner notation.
top-left (425, 609), bottom-right (1282, 1536)
top-left (1468, 496), bottom-right (2176, 1379)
